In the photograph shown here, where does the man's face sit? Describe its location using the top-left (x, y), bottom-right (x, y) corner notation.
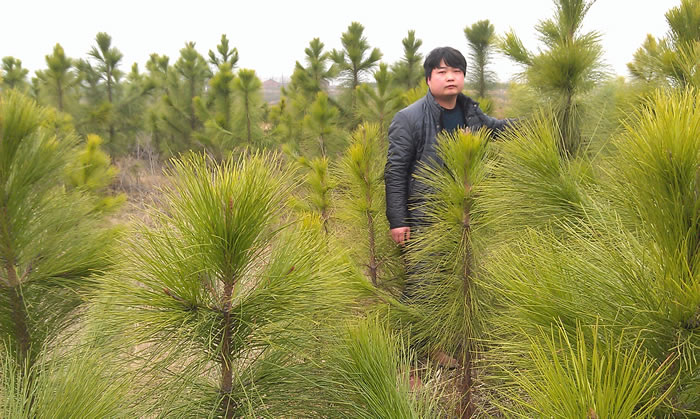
top-left (427, 59), bottom-right (465, 100)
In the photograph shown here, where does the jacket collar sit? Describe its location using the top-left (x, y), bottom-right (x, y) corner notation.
top-left (425, 89), bottom-right (475, 120)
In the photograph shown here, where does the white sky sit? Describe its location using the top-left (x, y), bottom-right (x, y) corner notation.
top-left (2, 0), bottom-right (679, 82)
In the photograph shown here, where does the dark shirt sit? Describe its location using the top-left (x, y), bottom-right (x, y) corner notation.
top-left (441, 104), bottom-right (466, 133)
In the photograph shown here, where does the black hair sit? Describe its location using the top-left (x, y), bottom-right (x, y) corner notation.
top-left (423, 47), bottom-right (467, 81)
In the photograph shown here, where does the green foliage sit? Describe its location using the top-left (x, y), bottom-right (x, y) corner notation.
top-left (66, 133), bottom-right (126, 213)
top-left (575, 76), bottom-right (649, 156)
top-left (195, 62), bottom-right (238, 158)
top-left (304, 91), bottom-right (342, 157)
top-left (312, 315), bottom-right (447, 418)
top-left (158, 42), bottom-right (211, 156)
top-left (95, 152), bottom-right (367, 417)
top-left (267, 96), bottom-right (304, 150)
top-left (118, 63), bottom-right (152, 152)
top-left (628, 34), bottom-right (665, 84)
top-left (330, 22), bottom-right (382, 126)
top-left (270, 38), bottom-right (337, 153)
top-left (232, 68), bottom-right (264, 147)
top-left (629, 0), bottom-right (700, 89)
top-left (475, 96), bottom-right (494, 114)
top-left (501, 0), bottom-right (606, 157)
top-left (391, 30), bottom-right (424, 91)
top-left (301, 37), bottom-right (337, 94)
top-left (464, 20), bottom-right (496, 98)
top-left (0, 57), bottom-right (29, 93)
top-left (271, 38), bottom-right (337, 151)
top-left (504, 322), bottom-right (674, 418)
top-left (143, 53), bottom-right (171, 154)
top-left (73, 59), bottom-right (104, 135)
top-left (330, 22), bottom-right (383, 90)
top-left (335, 123), bottom-right (403, 291)
top-left (36, 43), bottom-right (75, 113)
top-left (0, 347), bottom-right (137, 418)
top-left (87, 32), bottom-right (123, 152)
top-left (193, 65), bottom-right (264, 156)
top-left (286, 150), bottom-right (335, 234)
top-left (602, 88), bottom-right (700, 325)
top-left (480, 88), bottom-right (700, 416)
top-left (404, 129), bottom-right (491, 357)
top-left (399, 79), bottom-right (429, 109)
top-left (208, 34), bottom-right (239, 70)
top-left (88, 32), bottom-right (124, 92)
top-left (0, 91), bottom-right (113, 368)
top-left (480, 112), bottom-right (590, 239)
top-left (480, 221), bottom-right (695, 414)
top-left (356, 63), bottom-right (403, 134)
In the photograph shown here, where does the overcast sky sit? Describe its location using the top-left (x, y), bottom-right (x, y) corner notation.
top-left (2, 0), bottom-right (680, 83)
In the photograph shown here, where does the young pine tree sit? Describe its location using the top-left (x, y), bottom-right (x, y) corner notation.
top-left (391, 30), bottom-right (424, 91)
top-left (207, 34), bottom-right (239, 71)
top-left (355, 63), bottom-right (403, 134)
top-left (95, 152), bottom-right (366, 417)
top-left (628, 0), bottom-right (700, 89)
top-left (286, 149), bottom-right (335, 235)
top-left (501, 0), bottom-right (606, 157)
top-left (330, 22), bottom-right (382, 126)
top-left (311, 314), bottom-right (447, 418)
top-left (160, 42), bottom-right (210, 155)
top-left (478, 88), bottom-right (699, 416)
top-left (0, 57), bottom-right (29, 93)
top-left (334, 123), bottom-right (403, 291)
top-left (232, 68), bottom-right (264, 147)
top-left (300, 37), bottom-right (336, 94)
top-left (194, 61), bottom-right (237, 158)
top-left (0, 91), bottom-right (114, 371)
top-left (304, 91), bottom-right (342, 157)
top-left (65, 133), bottom-right (126, 213)
top-left (400, 128), bottom-right (492, 417)
top-left (464, 20), bottom-right (497, 99)
top-left (37, 43), bottom-right (76, 114)
top-left (88, 32), bottom-right (124, 153)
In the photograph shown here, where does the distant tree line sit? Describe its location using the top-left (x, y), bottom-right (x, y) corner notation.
top-left (0, 21), bottom-right (516, 161)
top-left (2, 2), bottom-right (698, 161)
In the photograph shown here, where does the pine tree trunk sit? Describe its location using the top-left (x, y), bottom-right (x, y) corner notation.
top-left (189, 78), bottom-right (196, 133)
top-left (366, 211), bottom-right (378, 286)
top-left (2, 206), bottom-right (31, 363)
top-left (458, 184), bottom-right (475, 418)
top-left (3, 259), bottom-right (31, 363)
top-left (220, 281), bottom-right (235, 419)
top-left (478, 56), bottom-right (486, 98)
top-left (57, 81), bottom-right (64, 113)
top-left (108, 75), bottom-right (115, 146)
top-left (561, 89), bottom-right (575, 157)
top-left (9, 282), bottom-right (31, 362)
top-left (364, 170), bottom-right (378, 286)
top-left (318, 135), bottom-right (326, 158)
top-left (245, 94), bottom-right (252, 144)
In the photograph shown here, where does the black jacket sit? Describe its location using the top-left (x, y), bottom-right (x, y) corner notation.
top-left (384, 90), bottom-right (512, 229)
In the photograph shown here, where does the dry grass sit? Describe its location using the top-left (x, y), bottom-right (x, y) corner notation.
top-left (107, 156), bottom-right (171, 227)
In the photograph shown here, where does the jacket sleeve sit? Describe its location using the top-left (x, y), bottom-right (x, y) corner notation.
top-left (385, 111), bottom-right (415, 229)
top-left (473, 103), bottom-right (517, 134)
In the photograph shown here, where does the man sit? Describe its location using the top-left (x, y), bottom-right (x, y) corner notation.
top-left (385, 46), bottom-right (513, 248)
top-left (385, 47), bottom-right (514, 305)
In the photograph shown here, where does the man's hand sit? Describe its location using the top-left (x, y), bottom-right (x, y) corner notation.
top-left (390, 226), bottom-right (411, 246)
